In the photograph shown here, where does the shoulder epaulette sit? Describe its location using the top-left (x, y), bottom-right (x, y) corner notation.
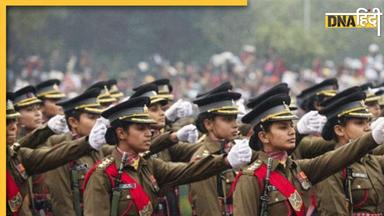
top-left (242, 159), bottom-right (262, 175)
top-left (97, 156), bottom-right (115, 170)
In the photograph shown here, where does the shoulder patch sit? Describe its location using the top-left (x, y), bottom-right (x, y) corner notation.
top-left (97, 156), bottom-right (115, 170)
top-left (242, 159), bottom-right (262, 175)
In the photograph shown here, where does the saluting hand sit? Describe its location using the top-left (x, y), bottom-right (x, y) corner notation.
top-left (297, 111), bottom-right (327, 135)
top-left (372, 117), bottom-right (384, 144)
top-left (227, 138), bottom-right (252, 169)
top-left (47, 114), bottom-right (69, 134)
top-left (176, 124), bottom-right (199, 144)
top-left (165, 99), bottom-right (194, 122)
top-left (89, 117), bottom-right (110, 150)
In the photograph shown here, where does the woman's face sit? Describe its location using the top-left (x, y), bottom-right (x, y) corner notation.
top-left (261, 120), bottom-right (296, 152)
top-left (366, 101), bottom-right (381, 118)
top-left (125, 123), bottom-right (152, 153)
top-left (335, 118), bottom-right (371, 142)
top-left (6, 118), bottom-right (18, 145)
top-left (41, 99), bottom-right (63, 120)
top-left (205, 115), bottom-right (239, 141)
top-left (69, 112), bottom-right (99, 137)
top-left (148, 103), bottom-right (166, 129)
top-left (18, 104), bottom-right (43, 131)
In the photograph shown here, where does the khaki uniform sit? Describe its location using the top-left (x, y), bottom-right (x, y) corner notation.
top-left (83, 148), bottom-right (230, 216)
top-left (16, 125), bottom-right (55, 215)
top-left (233, 133), bottom-right (380, 216)
top-left (18, 125), bottom-right (55, 148)
top-left (291, 135), bottom-right (336, 159)
top-left (6, 135), bottom-right (92, 216)
top-left (189, 136), bottom-right (235, 216)
top-left (150, 131), bottom-right (202, 163)
top-left (148, 131), bottom-right (202, 216)
top-left (316, 145), bottom-right (384, 215)
top-left (43, 133), bottom-right (112, 216)
top-left (372, 144), bottom-right (384, 155)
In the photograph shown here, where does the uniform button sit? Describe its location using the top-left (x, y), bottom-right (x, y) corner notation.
top-left (126, 195), bottom-right (131, 199)
top-left (357, 185), bottom-right (361, 189)
top-left (225, 179), bottom-right (230, 183)
top-left (275, 198), bottom-right (279, 202)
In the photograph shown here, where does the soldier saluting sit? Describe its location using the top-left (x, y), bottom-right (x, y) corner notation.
top-left (232, 92), bottom-right (384, 216)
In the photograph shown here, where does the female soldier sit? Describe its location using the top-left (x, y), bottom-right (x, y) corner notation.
top-left (314, 87), bottom-right (384, 215)
top-left (13, 85), bottom-right (43, 137)
top-left (130, 82), bottom-right (199, 215)
top-left (82, 96), bottom-right (252, 216)
top-left (189, 82), bottom-right (241, 216)
top-left (232, 92), bottom-right (384, 216)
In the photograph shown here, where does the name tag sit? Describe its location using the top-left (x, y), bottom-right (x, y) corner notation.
top-left (119, 183), bottom-right (136, 189)
top-left (352, 172), bottom-right (368, 178)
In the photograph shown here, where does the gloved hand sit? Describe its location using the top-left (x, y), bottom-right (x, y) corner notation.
top-left (165, 99), bottom-right (194, 122)
top-left (176, 124), bottom-right (198, 144)
top-left (47, 115), bottom-right (69, 134)
top-left (227, 139), bottom-right (252, 169)
top-left (297, 111), bottom-right (327, 134)
top-left (372, 117), bottom-right (384, 144)
top-left (370, 117), bottom-right (384, 130)
top-left (89, 117), bottom-right (110, 150)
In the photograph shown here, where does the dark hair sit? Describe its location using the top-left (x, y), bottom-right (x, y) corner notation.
top-left (249, 121), bottom-right (273, 151)
top-left (195, 112), bottom-right (217, 133)
top-left (105, 120), bottom-right (133, 145)
top-left (321, 116), bottom-right (349, 141)
top-left (64, 110), bottom-right (82, 131)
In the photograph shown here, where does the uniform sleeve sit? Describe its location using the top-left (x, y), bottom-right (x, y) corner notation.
top-left (83, 170), bottom-right (111, 216)
top-left (153, 154), bottom-right (231, 188)
top-left (298, 136), bottom-right (336, 159)
top-left (233, 174), bottom-right (260, 216)
top-left (189, 177), bottom-right (222, 216)
top-left (148, 132), bottom-right (177, 156)
top-left (18, 125), bottom-right (54, 148)
top-left (169, 142), bottom-right (203, 162)
top-left (19, 137), bottom-right (92, 175)
top-left (298, 133), bottom-right (379, 184)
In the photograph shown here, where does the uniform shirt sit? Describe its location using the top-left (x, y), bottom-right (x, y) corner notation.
top-left (189, 135), bottom-right (235, 216)
top-left (83, 148), bottom-right (230, 216)
top-left (316, 152), bottom-right (384, 215)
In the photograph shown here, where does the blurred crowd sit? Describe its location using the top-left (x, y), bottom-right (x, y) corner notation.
top-left (7, 43), bottom-right (384, 101)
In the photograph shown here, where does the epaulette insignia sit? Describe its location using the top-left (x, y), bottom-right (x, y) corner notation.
top-left (193, 149), bottom-right (210, 161)
top-left (98, 156), bottom-right (114, 169)
top-left (243, 159), bottom-right (262, 175)
top-left (201, 150), bottom-right (210, 157)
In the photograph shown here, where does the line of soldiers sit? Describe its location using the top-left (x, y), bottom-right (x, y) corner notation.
top-left (6, 77), bottom-right (384, 216)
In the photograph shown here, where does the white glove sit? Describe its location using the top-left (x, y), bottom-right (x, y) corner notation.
top-left (297, 111), bottom-right (327, 134)
top-left (227, 139), bottom-right (252, 169)
top-left (372, 117), bottom-right (384, 144)
top-left (176, 124), bottom-right (198, 144)
top-left (370, 117), bottom-right (384, 130)
top-left (165, 99), bottom-right (194, 122)
top-left (89, 117), bottom-right (110, 150)
top-left (47, 115), bottom-right (69, 134)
